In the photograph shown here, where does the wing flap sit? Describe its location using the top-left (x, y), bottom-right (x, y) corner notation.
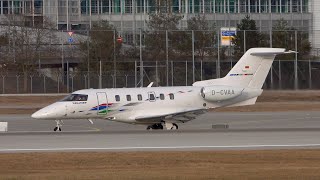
top-left (135, 109), bottom-right (207, 123)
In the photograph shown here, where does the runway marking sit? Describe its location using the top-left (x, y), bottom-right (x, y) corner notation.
top-left (1, 144), bottom-right (320, 152)
top-left (5, 130), bottom-right (100, 133)
top-left (231, 117), bottom-right (312, 125)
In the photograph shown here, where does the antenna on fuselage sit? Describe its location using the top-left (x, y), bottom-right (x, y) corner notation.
top-left (147, 82), bottom-right (154, 87)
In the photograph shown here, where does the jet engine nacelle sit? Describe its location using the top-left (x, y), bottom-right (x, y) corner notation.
top-left (200, 86), bottom-right (244, 102)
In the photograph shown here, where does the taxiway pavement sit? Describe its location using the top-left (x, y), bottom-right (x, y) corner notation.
top-left (1, 111), bottom-right (320, 152)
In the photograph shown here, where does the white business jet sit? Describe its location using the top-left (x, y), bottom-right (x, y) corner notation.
top-left (32, 48), bottom-right (293, 131)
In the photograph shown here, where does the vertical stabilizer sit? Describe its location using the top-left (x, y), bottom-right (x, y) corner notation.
top-left (193, 48), bottom-right (287, 89)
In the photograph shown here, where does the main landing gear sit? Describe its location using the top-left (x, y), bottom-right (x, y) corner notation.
top-left (54, 120), bottom-right (63, 131)
top-left (146, 122), bottom-right (178, 130)
top-left (147, 123), bottom-right (163, 130)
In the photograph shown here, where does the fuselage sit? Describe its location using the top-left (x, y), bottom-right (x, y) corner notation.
top-left (32, 86), bottom-right (203, 123)
top-left (31, 85), bottom-right (262, 124)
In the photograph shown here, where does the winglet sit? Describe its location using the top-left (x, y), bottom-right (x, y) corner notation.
top-left (147, 82), bottom-right (154, 87)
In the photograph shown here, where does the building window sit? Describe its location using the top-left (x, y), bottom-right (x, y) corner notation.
top-left (260, 0), bottom-right (269, 13)
top-left (137, 94), bottom-right (142, 101)
top-left (125, 0), bottom-right (132, 13)
top-left (91, 0), bottom-right (98, 14)
top-left (102, 0), bottom-right (110, 13)
top-left (137, 0), bottom-right (144, 13)
top-left (13, 1), bottom-right (23, 14)
top-left (215, 0), bottom-right (225, 13)
top-left (302, 0), bottom-right (308, 12)
top-left (169, 93), bottom-right (174, 100)
top-left (115, 95), bottom-right (120, 101)
top-left (114, 0), bottom-right (121, 14)
top-left (292, 0), bottom-right (300, 13)
top-left (160, 94), bottom-right (165, 100)
top-left (124, 33), bottom-right (133, 45)
top-left (126, 95), bottom-right (131, 101)
top-left (172, 0), bottom-right (179, 13)
top-left (3, 1), bottom-right (8, 14)
top-left (81, 0), bottom-right (89, 14)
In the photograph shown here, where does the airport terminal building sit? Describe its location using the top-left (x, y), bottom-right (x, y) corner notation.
top-left (0, 0), bottom-right (319, 50)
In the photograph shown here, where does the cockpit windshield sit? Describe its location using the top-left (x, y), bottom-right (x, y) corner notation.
top-left (61, 94), bottom-right (88, 101)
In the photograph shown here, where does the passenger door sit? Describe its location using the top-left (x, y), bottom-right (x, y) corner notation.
top-left (96, 92), bottom-right (108, 115)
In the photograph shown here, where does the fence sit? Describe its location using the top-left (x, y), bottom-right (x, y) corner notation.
top-left (0, 59), bottom-right (319, 94)
top-left (0, 28), bottom-right (319, 93)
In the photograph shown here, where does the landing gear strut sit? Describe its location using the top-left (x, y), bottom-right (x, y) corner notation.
top-left (54, 120), bottom-right (63, 131)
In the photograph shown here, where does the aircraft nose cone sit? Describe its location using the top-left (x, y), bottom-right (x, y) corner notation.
top-left (31, 102), bottom-right (66, 119)
top-left (31, 110), bottom-right (43, 119)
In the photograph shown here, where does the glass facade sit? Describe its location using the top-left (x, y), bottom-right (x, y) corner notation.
top-left (71, 0), bottom-right (310, 14)
top-left (0, 0), bottom-right (310, 16)
top-left (0, 0), bottom-right (43, 15)
top-left (0, 0), bottom-right (312, 32)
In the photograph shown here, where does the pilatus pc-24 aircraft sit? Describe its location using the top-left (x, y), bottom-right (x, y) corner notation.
top-left (32, 48), bottom-right (293, 131)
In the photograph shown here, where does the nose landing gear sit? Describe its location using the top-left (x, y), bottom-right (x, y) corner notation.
top-left (54, 120), bottom-right (63, 131)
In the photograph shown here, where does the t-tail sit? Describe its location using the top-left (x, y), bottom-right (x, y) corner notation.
top-left (193, 48), bottom-right (295, 107)
top-left (193, 48), bottom-right (294, 88)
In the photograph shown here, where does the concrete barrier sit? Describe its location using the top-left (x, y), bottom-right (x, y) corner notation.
top-left (0, 122), bottom-right (8, 132)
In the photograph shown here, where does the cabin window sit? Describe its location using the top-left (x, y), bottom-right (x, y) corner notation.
top-left (169, 93), bottom-right (174, 100)
top-left (115, 95), bottom-right (120, 101)
top-left (160, 93), bottom-right (165, 100)
top-left (126, 95), bottom-right (131, 101)
top-left (149, 94), bottom-right (155, 101)
top-left (137, 94), bottom-right (142, 101)
top-left (61, 94), bottom-right (88, 101)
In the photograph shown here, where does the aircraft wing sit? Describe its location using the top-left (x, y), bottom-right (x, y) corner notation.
top-left (134, 108), bottom-right (207, 124)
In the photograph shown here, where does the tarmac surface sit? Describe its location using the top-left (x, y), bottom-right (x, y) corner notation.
top-left (1, 111), bottom-right (320, 152)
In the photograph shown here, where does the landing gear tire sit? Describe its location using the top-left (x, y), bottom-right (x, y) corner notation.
top-left (54, 127), bottom-right (62, 131)
top-left (172, 123), bottom-right (178, 130)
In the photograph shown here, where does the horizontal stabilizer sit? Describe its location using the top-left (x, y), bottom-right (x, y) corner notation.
top-left (250, 50), bottom-right (297, 56)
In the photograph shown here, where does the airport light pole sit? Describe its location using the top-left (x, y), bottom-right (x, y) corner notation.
top-left (192, 30), bottom-right (195, 83)
top-left (217, 30), bottom-right (220, 78)
top-left (87, 30), bottom-right (90, 88)
top-left (294, 30), bottom-right (298, 90)
top-left (99, 59), bottom-right (102, 89)
top-left (140, 29), bottom-right (143, 87)
top-left (113, 29), bottom-right (116, 88)
top-left (243, 30), bottom-right (246, 53)
top-left (270, 29), bottom-right (273, 89)
top-left (166, 30), bottom-right (169, 86)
